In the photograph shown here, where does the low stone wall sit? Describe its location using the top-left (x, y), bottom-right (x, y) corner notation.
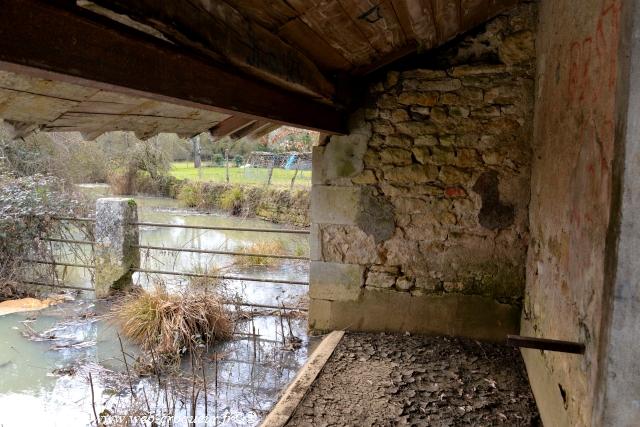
top-left (309, 3), bottom-right (536, 341)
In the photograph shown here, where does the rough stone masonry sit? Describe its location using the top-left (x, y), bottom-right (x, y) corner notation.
top-left (309, 2), bottom-right (536, 341)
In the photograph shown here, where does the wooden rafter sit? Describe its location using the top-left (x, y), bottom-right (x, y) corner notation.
top-left (0, 0), bottom-right (346, 134)
top-left (90, 0), bottom-right (336, 101)
top-left (229, 120), bottom-right (269, 141)
top-left (210, 117), bottom-right (256, 140)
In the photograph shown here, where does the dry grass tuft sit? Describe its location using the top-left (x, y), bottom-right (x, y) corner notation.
top-left (110, 285), bottom-right (233, 357)
top-left (235, 240), bottom-right (287, 267)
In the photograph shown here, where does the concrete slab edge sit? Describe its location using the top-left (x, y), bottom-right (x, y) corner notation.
top-left (259, 330), bottom-right (345, 427)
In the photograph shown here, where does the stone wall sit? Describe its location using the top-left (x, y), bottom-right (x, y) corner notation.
top-left (309, 3), bottom-right (536, 341)
top-left (521, 0), bottom-right (624, 426)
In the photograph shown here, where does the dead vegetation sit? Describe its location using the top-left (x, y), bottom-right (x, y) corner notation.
top-left (235, 240), bottom-right (287, 267)
top-left (110, 285), bottom-right (234, 358)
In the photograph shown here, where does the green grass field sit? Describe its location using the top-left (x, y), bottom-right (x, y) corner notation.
top-left (170, 162), bottom-right (311, 187)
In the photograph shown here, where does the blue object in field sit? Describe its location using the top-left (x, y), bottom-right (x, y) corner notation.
top-left (284, 154), bottom-right (297, 170)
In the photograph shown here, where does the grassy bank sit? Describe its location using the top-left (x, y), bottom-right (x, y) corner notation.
top-left (170, 162), bottom-right (311, 188)
top-left (177, 181), bottom-right (310, 227)
top-left (109, 165), bottom-right (311, 227)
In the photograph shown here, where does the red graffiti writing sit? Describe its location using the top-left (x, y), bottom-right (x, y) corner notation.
top-left (567, 1), bottom-right (621, 105)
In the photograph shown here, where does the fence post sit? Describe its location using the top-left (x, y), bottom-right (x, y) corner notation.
top-left (94, 198), bottom-right (140, 298)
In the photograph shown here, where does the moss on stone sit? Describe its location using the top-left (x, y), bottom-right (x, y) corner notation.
top-left (458, 262), bottom-right (525, 300)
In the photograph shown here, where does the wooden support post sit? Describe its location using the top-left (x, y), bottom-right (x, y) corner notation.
top-left (225, 149), bottom-right (230, 183)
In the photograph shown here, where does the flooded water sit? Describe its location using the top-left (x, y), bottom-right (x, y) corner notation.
top-left (0, 184), bottom-right (313, 426)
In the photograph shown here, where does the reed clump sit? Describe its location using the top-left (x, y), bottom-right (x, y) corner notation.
top-left (111, 285), bottom-right (233, 357)
top-left (235, 240), bottom-right (287, 267)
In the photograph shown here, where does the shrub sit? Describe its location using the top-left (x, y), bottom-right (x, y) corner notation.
top-left (110, 285), bottom-right (233, 357)
top-left (177, 181), bottom-right (205, 207)
top-left (219, 186), bottom-right (244, 215)
top-left (235, 240), bottom-right (287, 267)
top-left (212, 153), bottom-right (224, 166)
top-left (107, 166), bottom-right (137, 195)
top-left (0, 174), bottom-right (90, 288)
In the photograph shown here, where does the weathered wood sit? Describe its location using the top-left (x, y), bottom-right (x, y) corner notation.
top-left (0, 0), bottom-right (346, 134)
top-left (339, 0), bottom-right (406, 56)
top-left (222, 0), bottom-right (298, 32)
top-left (506, 335), bottom-right (586, 355)
top-left (210, 116), bottom-right (256, 140)
top-left (229, 120), bottom-right (269, 140)
top-left (285, 0), bottom-right (323, 15)
top-left (391, 0), bottom-right (438, 47)
top-left (77, 0), bottom-right (169, 41)
top-left (259, 331), bottom-right (345, 427)
top-left (460, 0), bottom-right (519, 29)
top-left (279, 18), bottom-right (353, 72)
top-left (299, 0), bottom-right (376, 66)
top-left (432, 0), bottom-right (462, 42)
top-left (0, 87), bottom-right (82, 124)
top-left (250, 123), bottom-right (281, 140)
top-left (353, 42), bottom-right (418, 76)
top-left (92, 0), bottom-right (335, 100)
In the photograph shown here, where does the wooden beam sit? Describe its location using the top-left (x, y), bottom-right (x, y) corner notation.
top-left (210, 116), bottom-right (256, 140)
top-left (432, 0), bottom-right (462, 43)
top-left (91, 0), bottom-right (335, 101)
top-left (229, 120), bottom-right (269, 141)
top-left (0, 0), bottom-right (346, 134)
top-left (251, 123), bottom-right (281, 140)
top-left (391, 0), bottom-right (438, 47)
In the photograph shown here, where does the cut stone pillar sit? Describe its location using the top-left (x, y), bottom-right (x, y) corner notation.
top-left (94, 198), bottom-right (140, 298)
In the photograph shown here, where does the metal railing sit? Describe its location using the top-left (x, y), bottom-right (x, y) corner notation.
top-left (131, 221), bottom-right (309, 235)
top-left (20, 215), bottom-right (310, 310)
top-left (132, 267), bottom-right (308, 286)
top-left (133, 244), bottom-right (308, 261)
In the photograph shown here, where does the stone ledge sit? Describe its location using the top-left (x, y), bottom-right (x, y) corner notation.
top-left (309, 291), bottom-right (521, 342)
top-left (311, 186), bottom-right (360, 225)
top-left (309, 261), bottom-right (364, 302)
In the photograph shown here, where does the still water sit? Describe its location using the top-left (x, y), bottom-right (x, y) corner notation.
top-left (0, 184), bottom-right (312, 426)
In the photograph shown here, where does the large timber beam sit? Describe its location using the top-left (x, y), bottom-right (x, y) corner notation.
top-left (88, 0), bottom-right (336, 101)
top-left (0, 0), bottom-right (346, 134)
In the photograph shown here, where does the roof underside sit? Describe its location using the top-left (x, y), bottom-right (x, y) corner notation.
top-left (0, 0), bottom-right (520, 140)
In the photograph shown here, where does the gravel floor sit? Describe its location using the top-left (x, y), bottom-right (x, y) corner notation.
top-left (287, 333), bottom-right (540, 426)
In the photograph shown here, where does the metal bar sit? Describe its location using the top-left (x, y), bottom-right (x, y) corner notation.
top-left (43, 237), bottom-right (95, 245)
top-left (234, 336), bottom-right (281, 345)
top-left (131, 222), bottom-right (309, 235)
top-left (22, 259), bottom-right (95, 269)
top-left (20, 280), bottom-right (94, 292)
top-left (217, 358), bottom-right (297, 371)
top-left (134, 244), bottom-right (308, 260)
top-left (209, 379), bottom-right (282, 394)
top-left (51, 216), bottom-right (95, 223)
top-left (132, 268), bottom-right (309, 286)
top-left (225, 301), bottom-right (308, 312)
top-left (506, 335), bottom-right (585, 354)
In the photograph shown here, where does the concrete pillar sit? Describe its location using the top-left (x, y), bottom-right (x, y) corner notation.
top-left (593, 2), bottom-right (640, 424)
top-left (94, 197), bottom-right (140, 298)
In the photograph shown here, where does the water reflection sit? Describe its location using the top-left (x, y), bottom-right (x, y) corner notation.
top-left (0, 189), bottom-right (311, 426)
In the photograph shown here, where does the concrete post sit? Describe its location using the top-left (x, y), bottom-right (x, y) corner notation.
top-left (94, 197), bottom-right (140, 298)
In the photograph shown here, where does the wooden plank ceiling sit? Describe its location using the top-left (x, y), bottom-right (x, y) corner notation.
top-left (0, 0), bottom-right (520, 141)
top-left (0, 70), bottom-right (276, 141)
top-left (88, 0), bottom-right (520, 80)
